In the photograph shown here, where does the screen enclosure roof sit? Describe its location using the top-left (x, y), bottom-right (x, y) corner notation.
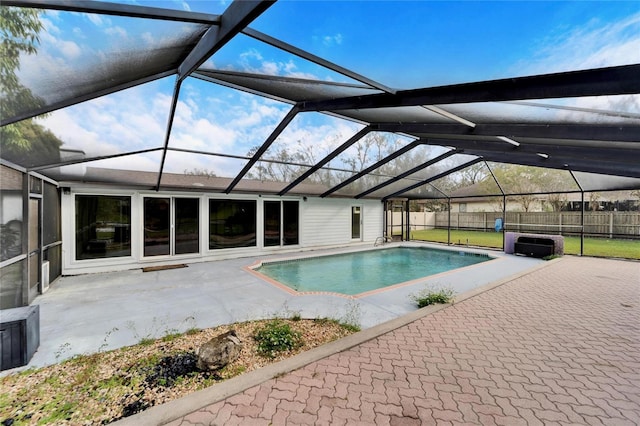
top-left (1, 0), bottom-right (639, 200)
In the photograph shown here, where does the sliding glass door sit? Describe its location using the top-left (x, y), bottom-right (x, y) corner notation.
top-left (144, 197), bottom-right (199, 257)
top-left (175, 198), bottom-right (199, 255)
top-left (264, 200), bottom-right (299, 247)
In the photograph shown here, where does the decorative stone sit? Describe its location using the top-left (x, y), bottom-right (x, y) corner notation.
top-left (196, 330), bottom-right (243, 371)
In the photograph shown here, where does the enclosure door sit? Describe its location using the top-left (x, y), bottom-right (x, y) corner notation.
top-left (28, 198), bottom-right (41, 299)
top-left (352, 206), bottom-right (362, 240)
top-left (144, 197), bottom-right (199, 257)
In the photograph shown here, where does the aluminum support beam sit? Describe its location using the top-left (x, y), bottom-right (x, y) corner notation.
top-left (278, 127), bottom-right (372, 195)
top-left (355, 150), bottom-right (458, 199)
top-left (225, 106), bottom-right (301, 193)
top-left (4, 0), bottom-right (220, 23)
top-left (156, 79), bottom-right (182, 191)
top-left (422, 138), bottom-right (640, 164)
top-left (321, 140), bottom-right (424, 197)
top-left (28, 148), bottom-right (163, 172)
top-left (2, 70), bottom-right (176, 126)
top-left (242, 28), bottom-right (395, 94)
top-left (459, 149), bottom-right (640, 179)
top-left (383, 158), bottom-right (484, 201)
top-left (374, 123), bottom-right (640, 143)
top-left (177, 0), bottom-right (274, 81)
top-left (300, 64), bottom-right (640, 112)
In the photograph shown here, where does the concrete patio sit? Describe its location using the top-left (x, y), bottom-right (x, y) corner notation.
top-left (19, 242), bottom-right (541, 369)
top-left (117, 255), bottom-right (640, 425)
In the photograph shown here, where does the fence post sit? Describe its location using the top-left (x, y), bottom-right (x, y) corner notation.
top-left (580, 192), bottom-right (584, 256)
top-left (559, 212), bottom-right (562, 235)
top-left (447, 199), bottom-right (451, 245)
top-left (609, 212), bottom-right (613, 239)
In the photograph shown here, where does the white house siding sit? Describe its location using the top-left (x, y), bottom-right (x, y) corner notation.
top-left (362, 200), bottom-right (384, 241)
top-left (61, 187), bottom-right (384, 275)
top-left (300, 198), bottom-right (383, 247)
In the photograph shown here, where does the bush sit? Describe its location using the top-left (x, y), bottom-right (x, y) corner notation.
top-left (253, 320), bottom-right (303, 358)
top-left (411, 286), bottom-right (455, 308)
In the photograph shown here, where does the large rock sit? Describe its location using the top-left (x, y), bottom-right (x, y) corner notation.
top-left (196, 330), bottom-right (243, 371)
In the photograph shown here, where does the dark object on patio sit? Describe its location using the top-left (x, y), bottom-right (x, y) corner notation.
top-left (514, 236), bottom-right (555, 258)
top-left (196, 329), bottom-right (243, 371)
top-left (1, 305), bottom-right (40, 371)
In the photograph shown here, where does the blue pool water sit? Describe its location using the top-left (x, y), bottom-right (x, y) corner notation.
top-left (256, 246), bottom-right (491, 295)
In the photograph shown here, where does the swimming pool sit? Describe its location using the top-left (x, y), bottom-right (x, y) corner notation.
top-left (253, 246), bottom-right (492, 296)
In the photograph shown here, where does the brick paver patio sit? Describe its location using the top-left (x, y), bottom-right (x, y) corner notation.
top-left (166, 256), bottom-right (639, 425)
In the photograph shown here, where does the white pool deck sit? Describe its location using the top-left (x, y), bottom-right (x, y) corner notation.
top-left (11, 242), bottom-right (543, 371)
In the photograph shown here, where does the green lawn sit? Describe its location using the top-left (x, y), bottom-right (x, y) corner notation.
top-left (411, 229), bottom-right (640, 260)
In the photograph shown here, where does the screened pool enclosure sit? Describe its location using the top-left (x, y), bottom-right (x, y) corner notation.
top-left (1, 1), bottom-right (639, 307)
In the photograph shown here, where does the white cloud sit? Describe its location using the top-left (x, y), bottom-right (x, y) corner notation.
top-left (322, 33), bottom-right (343, 47)
top-left (260, 61), bottom-right (280, 75)
top-left (41, 16), bottom-right (61, 35)
top-left (507, 12), bottom-right (640, 118)
top-left (105, 26), bottom-right (127, 38)
top-left (84, 13), bottom-right (109, 27)
top-left (58, 39), bottom-right (82, 59)
top-left (141, 32), bottom-right (155, 45)
top-left (517, 12), bottom-right (640, 75)
top-left (176, 1), bottom-right (191, 12)
top-left (236, 50), bottom-right (319, 79)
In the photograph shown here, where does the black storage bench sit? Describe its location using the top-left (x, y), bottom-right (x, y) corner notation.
top-left (1, 305), bottom-right (40, 371)
top-left (514, 236), bottom-right (555, 258)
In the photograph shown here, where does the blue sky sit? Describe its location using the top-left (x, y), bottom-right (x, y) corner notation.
top-left (20, 1), bottom-right (640, 177)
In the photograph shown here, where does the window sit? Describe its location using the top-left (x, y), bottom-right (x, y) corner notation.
top-left (459, 203), bottom-right (467, 213)
top-left (351, 206), bottom-right (361, 239)
top-left (209, 200), bottom-right (256, 249)
top-left (76, 195), bottom-right (131, 260)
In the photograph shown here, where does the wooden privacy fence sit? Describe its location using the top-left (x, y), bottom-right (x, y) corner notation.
top-left (431, 211), bottom-right (640, 238)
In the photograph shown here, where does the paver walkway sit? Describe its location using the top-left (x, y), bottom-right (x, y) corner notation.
top-left (156, 257), bottom-right (639, 425)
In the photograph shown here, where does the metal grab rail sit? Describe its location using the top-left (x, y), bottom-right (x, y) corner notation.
top-left (374, 235), bottom-right (392, 247)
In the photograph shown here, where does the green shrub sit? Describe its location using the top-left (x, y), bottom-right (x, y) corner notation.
top-left (253, 320), bottom-right (303, 358)
top-left (411, 286), bottom-right (455, 308)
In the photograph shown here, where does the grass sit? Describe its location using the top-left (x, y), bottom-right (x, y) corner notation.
top-left (253, 320), bottom-right (303, 359)
top-left (411, 228), bottom-right (640, 260)
top-left (410, 285), bottom-right (455, 308)
top-left (0, 319), bottom-right (356, 425)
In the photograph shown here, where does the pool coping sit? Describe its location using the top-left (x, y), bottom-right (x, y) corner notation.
top-left (244, 243), bottom-right (500, 299)
top-left (113, 256), bottom-right (562, 426)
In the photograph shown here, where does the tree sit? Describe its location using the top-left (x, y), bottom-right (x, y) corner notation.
top-left (457, 163), bottom-right (488, 187)
top-left (485, 165), bottom-right (576, 212)
top-left (1, 6), bottom-right (44, 120)
top-left (344, 132), bottom-right (395, 173)
top-left (184, 168), bottom-right (217, 178)
top-left (1, 119), bottom-right (62, 166)
top-left (1, 6), bottom-right (63, 166)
